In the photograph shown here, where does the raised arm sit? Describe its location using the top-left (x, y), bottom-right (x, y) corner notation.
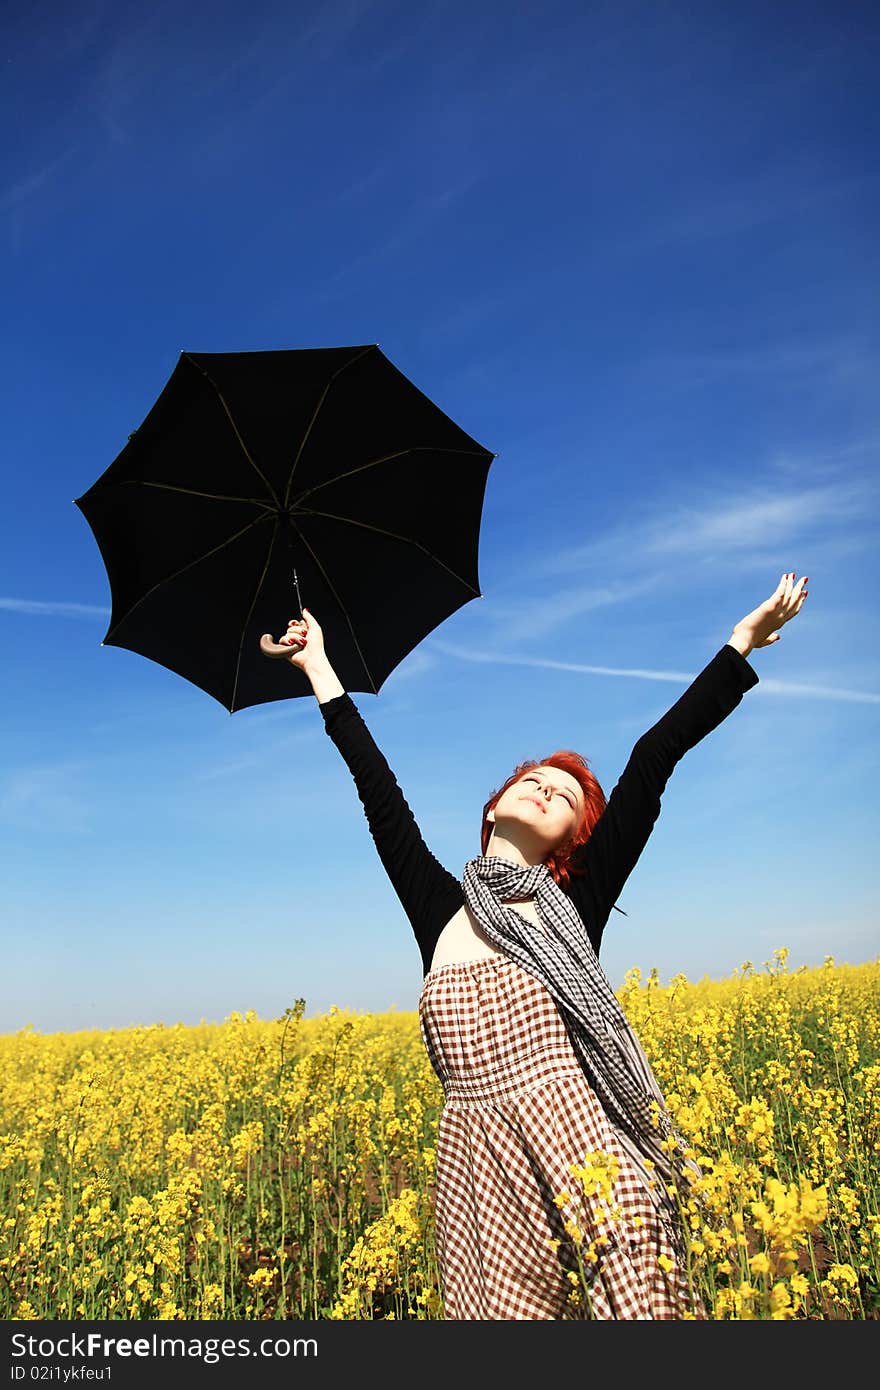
top-left (568, 571), bottom-right (808, 952)
top-left (270, 611), bottom-right (464, 973)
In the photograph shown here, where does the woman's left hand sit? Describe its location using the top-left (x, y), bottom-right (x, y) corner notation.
top-left (732, 571), bottom-right (808, 650)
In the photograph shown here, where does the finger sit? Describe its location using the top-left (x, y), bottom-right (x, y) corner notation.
top-left (768, 576), bottom-right (785, 610)
top-left (786, 572), bottom-right (806, 615)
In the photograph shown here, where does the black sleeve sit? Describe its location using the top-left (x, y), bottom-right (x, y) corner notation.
top-left (567, 644), bottom-right (759, 954)
top-left (320, 693), bottom-right (465, 975)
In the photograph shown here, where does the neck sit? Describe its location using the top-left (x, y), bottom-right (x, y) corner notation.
top-left (484, 830), bottom-right (545, 868)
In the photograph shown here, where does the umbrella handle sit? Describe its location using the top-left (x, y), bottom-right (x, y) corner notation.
top-left (260, 634), bottom-right (299, 660)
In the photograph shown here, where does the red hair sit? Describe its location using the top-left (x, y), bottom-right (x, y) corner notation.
top-left (480, 751), bottom-right (607, 891)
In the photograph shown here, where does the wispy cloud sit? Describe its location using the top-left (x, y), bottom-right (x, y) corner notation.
top-left (764, 437), bottom-right (880, 482)
top-left (643, 483), bottom-right (870, 558)
top-left (465, 577), bottom-right (660, 644)
top-left (383, 650), bottom-right (436, 686)
top-left (192, 727), bottom-right (317, 782)
top-left (295, 0), bottom-right (380, 61)
top-left (2, 149), bottom-right (80, 251)
top-left (0, 763), bottom-right (93, 833)
top-left (431, 465), bottom-right (877, 683)
top-left (648, 336), bottom-right (875, 397)
top-left (314, 174), bottom-right (483, 297)
top-left (185, 1), bottom-right (396, 173)
top-left (429, 641), bottom-right (880, 705)
top-left (0, 598), bottom-right (109, 619)
top-left (748, 676), bottom-right (880, 704)
top-left (0, 151), bottom-right (77, 217)
top-left (233, 700), bottom-right (317, 728)
top-left (545, 474), bottom-right (878, 575)
top-left (625, 170), bottom-right (879, 253)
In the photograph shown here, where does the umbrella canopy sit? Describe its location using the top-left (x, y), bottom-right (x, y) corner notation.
top-left (75, 345), bottom-right (496, 712)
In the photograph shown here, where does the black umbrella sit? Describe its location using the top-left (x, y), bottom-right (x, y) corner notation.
top-left (75, 345), bottom-right (496, 712)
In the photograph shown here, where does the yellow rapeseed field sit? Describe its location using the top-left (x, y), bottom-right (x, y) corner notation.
top-left (1, 949), bottom-right (878, 1320)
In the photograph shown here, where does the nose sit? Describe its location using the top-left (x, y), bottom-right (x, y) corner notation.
top-left (542, 784), bottom-right (552, 801)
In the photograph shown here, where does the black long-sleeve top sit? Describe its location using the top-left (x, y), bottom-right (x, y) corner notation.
top-left (320, 644), bottom-right (759, 977)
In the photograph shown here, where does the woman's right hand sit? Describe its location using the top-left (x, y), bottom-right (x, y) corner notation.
top-left (280, 608), bottom-right (325, 671)
top-left (265, 607), bottom-right (344, 702)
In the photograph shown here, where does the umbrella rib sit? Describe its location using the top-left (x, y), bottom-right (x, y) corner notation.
top-left (295, 446), bottom-right (492, 505)
top-left (183, 353), bottom-right (282, 509)
top-left (120, 480), bottom-right (275, 509)
top-left (229, 523), bottom-right (281, 714)
top-left (103, 514), bottom-right (273, 641)
top-left (291, 524), bottom-right (380, 694)
top-left (299, 509), bottom-right (481, 596)
top-left (283, 344), bottom-right (379, 508)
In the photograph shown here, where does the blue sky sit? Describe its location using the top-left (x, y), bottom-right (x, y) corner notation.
top-left (1, 0), bottom-right (878, 1034)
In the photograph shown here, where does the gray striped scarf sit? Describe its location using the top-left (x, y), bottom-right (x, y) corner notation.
top-left (461, 854), bottom-right (699, 1249)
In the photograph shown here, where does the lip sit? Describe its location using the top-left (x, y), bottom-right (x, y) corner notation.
top-left (520, 795), bottom-right (546, 812)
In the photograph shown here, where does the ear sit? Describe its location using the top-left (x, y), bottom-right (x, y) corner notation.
top-left (486, 809), bottom-right (495, 823)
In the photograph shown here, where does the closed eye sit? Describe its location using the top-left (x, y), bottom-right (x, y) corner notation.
top-left (522, 775), bottom-right (576, 809)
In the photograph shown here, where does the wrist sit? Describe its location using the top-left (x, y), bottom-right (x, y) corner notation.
top-left (301, 655), bottom-right (344, 702)
top-left (299, 653), bottom-right (333, 679)
top-left (727, 626), bottom-right (754, 659)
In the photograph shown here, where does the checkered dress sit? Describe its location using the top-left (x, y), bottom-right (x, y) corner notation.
top-left (419, 955), bottom-right (705, 1320)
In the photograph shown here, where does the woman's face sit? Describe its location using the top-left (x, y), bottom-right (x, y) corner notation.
top-left (489, 766), bottom-right (585, 855)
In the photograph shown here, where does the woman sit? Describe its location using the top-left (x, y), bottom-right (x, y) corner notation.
top-left (273, 571), bottom-right (808, 1320)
